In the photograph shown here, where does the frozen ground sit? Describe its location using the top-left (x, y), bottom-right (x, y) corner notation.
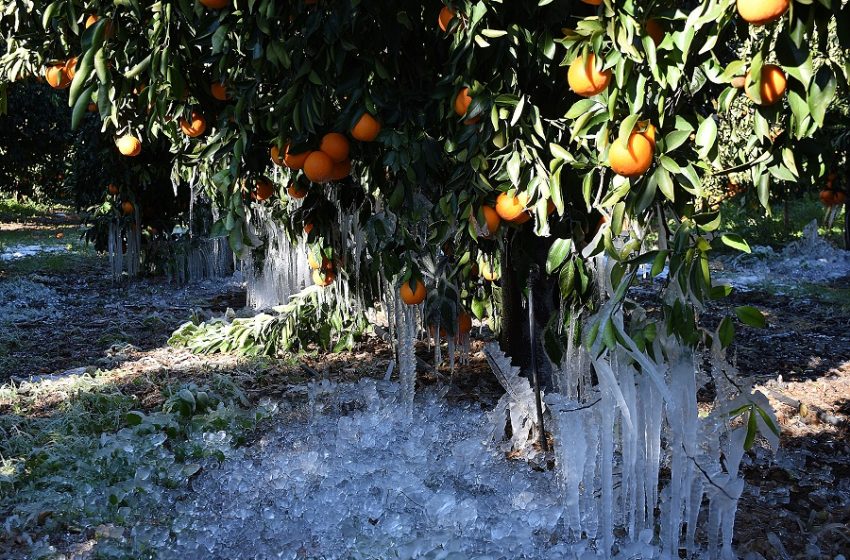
top-left (716, 221), bottom-right (850, 288)
top-left (143, 380), bottom-right (570, 559)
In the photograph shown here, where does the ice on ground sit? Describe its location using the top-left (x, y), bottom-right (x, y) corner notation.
top-left (0, 244), bottom-right (68, 261)
top-left (0, 278), bottom-right (60, 322)
top-left (146, 379), bottom-right (606, 560)
top-left (716, 221), bottom-right (850, 288)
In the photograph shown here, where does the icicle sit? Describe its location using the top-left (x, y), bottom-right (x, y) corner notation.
top-left (397, 300), bottom-right (417, 414)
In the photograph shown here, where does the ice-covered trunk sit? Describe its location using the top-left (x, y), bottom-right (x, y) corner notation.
top-left (395, 296), bottom-right (417, 414)
top-left (500, 229), bottom-right (557, 389)
top-left (107, 209), bottom-right (142, 281)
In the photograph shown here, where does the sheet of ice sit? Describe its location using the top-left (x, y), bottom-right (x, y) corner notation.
top-left (716, 220), bottom-right (850, 288)
top-left (0, 244), bottom-right (68, 261)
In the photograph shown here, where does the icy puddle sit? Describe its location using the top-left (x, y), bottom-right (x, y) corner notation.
top-left (154, 379), bottom-right (570, 559)
top-left (0, 244), bottom-right (68, 260)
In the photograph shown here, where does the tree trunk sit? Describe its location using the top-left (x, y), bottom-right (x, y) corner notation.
top-left (499, 228), bottom-right (558, 390)
top-left (844, 199), bottom-right (849, 251)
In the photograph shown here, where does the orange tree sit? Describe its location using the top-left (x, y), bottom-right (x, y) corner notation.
top-left (1, 0), bottom-right (848, 370)
top-left (0, 80), bottom-right (73, 202)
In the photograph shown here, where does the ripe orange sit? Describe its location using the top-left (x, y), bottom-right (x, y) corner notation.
top-left (495, 192), bottom-right (529, 221)
top-left (179, 112), bottom-right (207, 137)
top-left (568, 53), bottom-right (611, 97)
top-left (640, 122), bottom-right (657, 150)
top-left (320, 132), bottom-right (350, 163)
top-left (303, 151), bottom-right (334, 183)
top-left (837, 192), bottom-right (847, 205)
top-left (454, 87), bottom-right (479, 123)
top-left (200, 0), bottom-right (230, 9)
top-left (438, 6), bottom-right (456, 32)
top-left (313, 269), bottom-right (336, 287)
top-left (87, 102), bottom-right (98, 112)
top-left (255, 178), bottom-right (275, 201)
top-left (283, 143), bottom-right (311, 170)
top-left (329, 159), bottom-right (352, 181)
top-left (210, 82), bottom-right (229, 101)
top-left (121, 201), bottom-right (135, 216)
top-left (745, 65), bottom-right (787, 106)
top-left (304, 222), bottom-right (314, 234)
top-left (85, 14), bottom-right (99, 28)
top-left (107, 184), bottom-right (119, 195)
top-left (64, 57), bottom-right (78, 80)
top-left (820, 190), bottom-right (836, 206)
top-left (399, 279), bottom-right (427, 305)
top-left (288, 183), bottom-right (308, 199)
top-left (270, 145), bottom-right (284, 166)
top-left (45, 64), bottom-right (71, 89)
top-left (482, 205), bottom-right (501, 235)
top-left (645, 19), bottom-right (663, 46)
top-left (351, 113), bottom-right (381, 141)
top-left (512, 212), bottom-right (531, 225)
top-left (581, 0), bottom-right (602, 4)
top-left (609, 132), bottom-right (654, 177)
top-left (737, 0), bottom-right (789, 25)
top-left (116, 134), bottom-right (141, 156)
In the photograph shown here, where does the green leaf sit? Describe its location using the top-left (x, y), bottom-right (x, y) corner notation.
top-left (126, 411), bottom-right (145, 426)
top-left (546, 239), bottom-right (573, 274)
top-left (744, 408), bottom-right (758, 450)
top-left (718, 317), bottom-right (734, 348)
top-left (618, 114), bottom-right (640, 145)
top-left (721, 234), bottom-right (751, 254)
top-left (695, 116), bottom-right (717, 159)
top-left (807, 66), bottom-right (837, 128)
top-left (735, 306), bottom-right (766, 328)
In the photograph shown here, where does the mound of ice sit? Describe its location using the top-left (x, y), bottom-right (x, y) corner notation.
top-left (151, 379), bottom-right (582, 559)
top-left (718, 221), bottom-right (850, 287)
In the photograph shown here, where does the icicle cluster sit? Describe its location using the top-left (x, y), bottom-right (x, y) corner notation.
top-left (107, 209), bottom-right (142, 281)
top-left (243, 207), bottom-right (313, 309)
top-left (394, 292), bottom-right (417, 414)
top-left (544, 312), bottom-right (759, 558)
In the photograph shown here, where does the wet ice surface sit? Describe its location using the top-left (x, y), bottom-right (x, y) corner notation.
top-left (716, 221), bottom-right (850, 288)
top-left (150, 380), bottom-right (590, 560)
top-left (0, 244), bottom-right (68, 260)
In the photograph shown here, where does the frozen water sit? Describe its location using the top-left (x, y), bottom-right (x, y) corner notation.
top-left (123, 324), bottom-right (753, 560)
top-left (148, 379), bottom-right (582, 559)
top-left (0, 244), bottom-right (67, 260)
top-left (243, 207), bottom-right (313, 309)
top-left (0, 277), bottom-right (60, 322)
top-left (717, 220), bottom-right (850, 288)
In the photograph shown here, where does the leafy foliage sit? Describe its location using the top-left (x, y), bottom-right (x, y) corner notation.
top-left (1, 0), bottom-right (849, 357)
top-left (169, 284), bottom-right (368, 355)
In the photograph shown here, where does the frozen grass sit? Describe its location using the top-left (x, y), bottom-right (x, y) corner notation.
top-left (0, 360), bottom-right (274, 558)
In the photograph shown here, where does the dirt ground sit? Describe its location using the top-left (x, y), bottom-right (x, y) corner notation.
top-left (2, 218), bottom-right (849, 558)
